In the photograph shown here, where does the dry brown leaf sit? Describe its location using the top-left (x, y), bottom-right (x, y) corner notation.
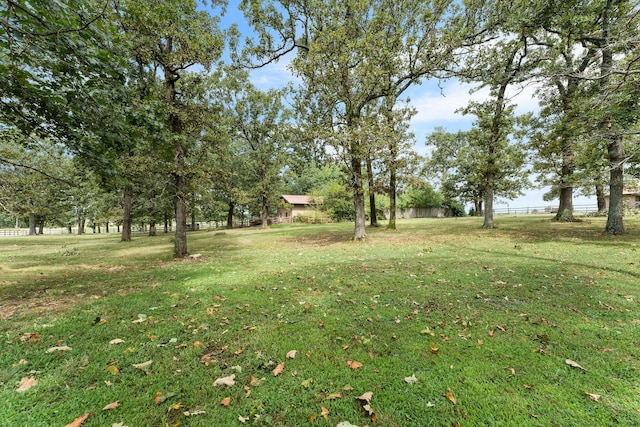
top-left (46, 345), bottom-right (72, 353)
top-left (64, 413), bottom-right (89, 427)
top-left (488, 329), bottom-right (494, 337)
top-left (244, 386), bottom-right (251, 398)
top-left (17, 376), bottom-right (37, 392)
top-left (321, 406), bottom-right (329, 419)
top-left (404, 374), bottom-right (418, 384)
top-left (273, 362), bottom-right (285, 376)
top-left (565, 359), bottom-right (586, 371)
top-left (250, 376), bottom-right (265, 386)
top-left (132, 360), bottom-right (152, 370)
top-left (220, 396), bottom-right (231, 407)
top-left (286, 350), bottom-right (297, 359)
top-left (102, 401), bottom-right (120, 410)
top-left (505, 366), bottom-right (516, 375)
top-left (213, 374), bottom-right (236, 387)
top-left (325, 392), bottom-right (342, 400)
top-left (109, 339), bottom-right (124, 345)
top-left (356, 391), bottom-right (373, 403)
top-left (445, 391), bottom-right (457, 405)
top-left (585, 392), bottom-right (601, 402)
top-left (308, 412), bottom-right (317, 422)
top-left (430, 342), bottom-right (439, 354)
top-left (347, 360), bottom-right (363, 370)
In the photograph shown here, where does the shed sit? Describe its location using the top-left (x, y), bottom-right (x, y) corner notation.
top-left (276, 195), bottom-right (323, 223)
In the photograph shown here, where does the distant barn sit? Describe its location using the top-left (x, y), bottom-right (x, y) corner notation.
top-left (276, 195), bottom-right (324, 223)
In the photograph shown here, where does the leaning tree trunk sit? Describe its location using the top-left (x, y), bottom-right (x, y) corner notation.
top-left (38, 217), bottom-right (44, 234)
top-left (121, 185), bottom-right (132, 242)
top-left (366, 153), bottom-right (377, 227)
top-left (28, 213), bottom-right (36, 235)
top-left (596, 184), bottom-right (607, 213)
top-left (351, 152), bottom-right (367, 241)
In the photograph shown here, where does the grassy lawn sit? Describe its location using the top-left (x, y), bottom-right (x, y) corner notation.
top-left (1, 216), bottom-right (639, 426)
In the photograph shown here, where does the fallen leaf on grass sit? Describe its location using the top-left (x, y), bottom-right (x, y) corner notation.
top-left (132, 360), bottom-right (152, 370)
top-left (273, 362), bottom-right (284, 376)
top-left (300, 378), bottom-right (314, 388)
top-left (184, 410), bottom-right (206, 416)
top-left (445, 391), bottom-right (457, 405)
top-left (325, 392), bottom-right (342, 400)
top-left (46, 346), bottom-right (72, 353)
top-left (347, 360), bottom-right (363, 370)
top-left (17, 376), bottom-right (37, 392)
top-left (220, 396), bottom-right (231, 406)
top-left (64, 413), bottom-right (89, 427)
top-left (336, 422), bottom-right (359, 427)
top-left (104, 365), bottom-right (120, 375)
top-left (321, 406), bottom-right (329, 419)
top-left (585, 392), bottom-right (601, 402)
top-left (103, 401), bottom-right (120, 410)
top-left (505, 366), bottom-right (516, 375)
top-left (109, 339), bottom-right (124, 345)
top-left (167, 402), bottom-right (183, 412)
top-left (565, 359), bottom-right (586, 371)
top-left (153, 391), bottom-right (177, 404)
top-left (244, 386), bottom-right (251, 397)
top-left (286, 350), bottom-right (297, 359)
top-left (404, 374), bottom-right (418, 384)
top-left (430, 342), bottom-right (439, 354)
top-left (356, 391), bottom-right (373, 404)
top-left (249, 376), bottom-right (264, 387)
top-left (213, 374), bottom-right (235, 387)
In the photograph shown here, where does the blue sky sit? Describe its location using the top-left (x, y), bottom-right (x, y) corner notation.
top-left (218, 1), bottom-right (596, 210)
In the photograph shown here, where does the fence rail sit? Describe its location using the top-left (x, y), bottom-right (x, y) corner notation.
top-left (492, 204), bottom-right (598, 215)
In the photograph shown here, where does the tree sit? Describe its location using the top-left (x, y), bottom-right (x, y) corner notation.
top-left (241, 0), bottom-right (468, 240)
top-left (119, 0), bottom-right (227, 257)
top-left (217, 73), bottom-right (291, 229)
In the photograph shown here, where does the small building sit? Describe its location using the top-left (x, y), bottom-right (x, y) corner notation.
top-left (276, 195), bottom-right (323, 223)
top-left (604, 188), bottom-right (640, 210)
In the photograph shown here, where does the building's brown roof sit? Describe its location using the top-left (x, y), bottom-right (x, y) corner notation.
top-left (281, 195), bottom-right (321, 205)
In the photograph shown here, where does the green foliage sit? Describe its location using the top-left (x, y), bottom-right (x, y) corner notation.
top-left (398, 184), bottom-right (444, 209)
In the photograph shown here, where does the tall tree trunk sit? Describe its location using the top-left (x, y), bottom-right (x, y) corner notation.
top-left (78, 217), bottom-right (85, 235)
top-left (38, 217), bottom-right (44, 234)
top-left (164, 213), bottom-right (169, 233)
top-left (606, 134), bottom-right (625, 234)
top-left (483, 172), bottom-right (494, 229)
top-left (366, 153), bottom-right (377, 227)
top-left (601, 0), bottom-right (624, 235)
top-left (191, 210), bottom-right (196, 230)
top-left (351, 153), bottom-right (366, 241)
top-left (596, 184), bottom-right (607, 213)
top-left (475, 199), bottom-right (482, 216)
top-left (174, 146), bottom-right (188, 257)
top-left (227, 202), bottom-right (234, 229)
top-left (261, 199), bottom-right (269, 229)
top-left (387, 167), bottom-right (397, 230)
top-left (555, 144), bottom-right (575, 221)
top-left (165, 65), bottom-right (187, 257)
top-left (28, 213), bottom-right (36, 235)
top-left (105, 222), bottom-right (109, 233)
top-left (149, 220), bottom-right (156, 236)
top-left (121, 185), bottom-right (132, 242)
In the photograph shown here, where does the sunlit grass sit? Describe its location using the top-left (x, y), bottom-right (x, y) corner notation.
top-left (1, 216), bottom-right (639, 426)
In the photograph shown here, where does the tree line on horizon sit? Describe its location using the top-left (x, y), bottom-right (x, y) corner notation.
top-left (1, 0), bottom-right (639, 256)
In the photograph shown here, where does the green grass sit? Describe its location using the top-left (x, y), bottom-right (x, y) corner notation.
top-left (1, 216), bottom-right (639, 426)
